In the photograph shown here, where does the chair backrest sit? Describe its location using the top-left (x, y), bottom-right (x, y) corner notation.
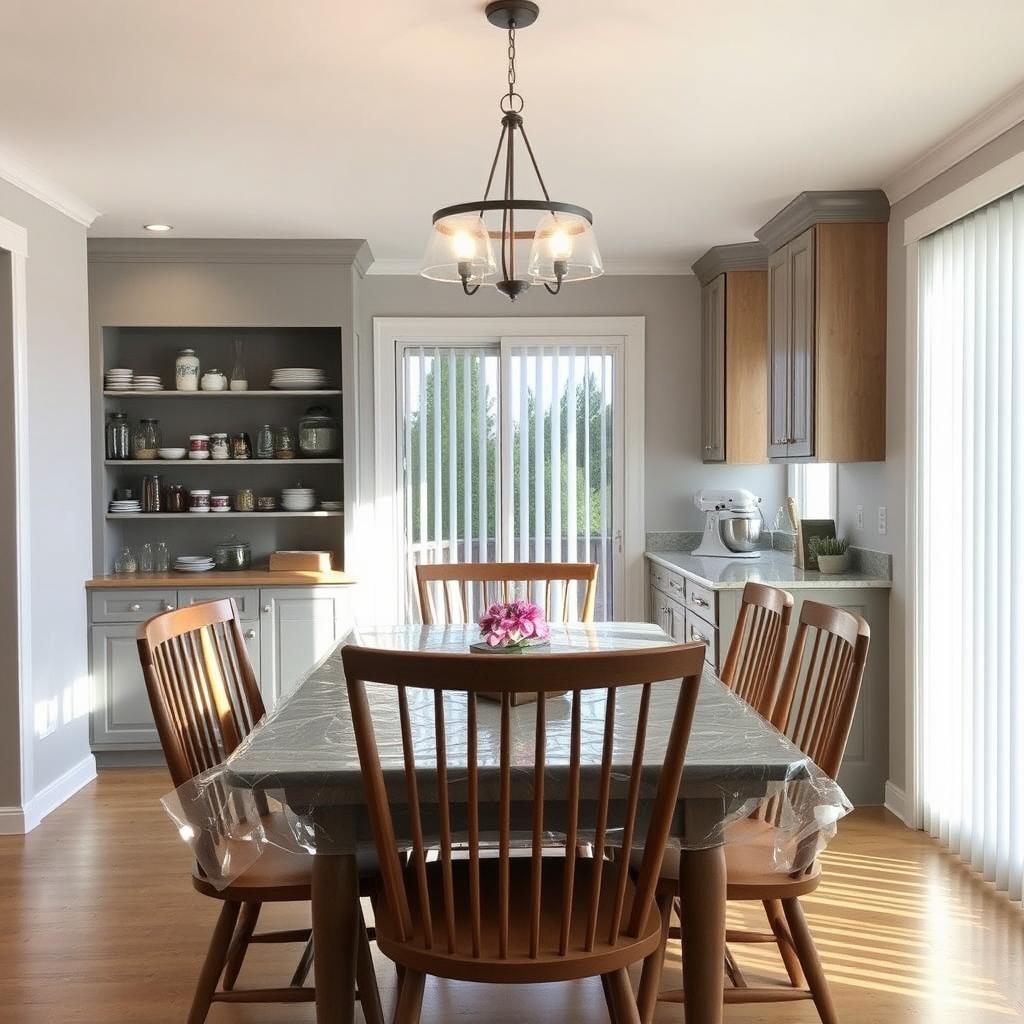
top-left (414, 561), bottom-right (599, 625)
top-left (137, 599), bottom-right (265, 789)
top-left (341, 642), bottom-right (705, 961)
top-left (771, 600), bottom-right (871, 780)
top-left (720, 582), bottom-right (794, 717)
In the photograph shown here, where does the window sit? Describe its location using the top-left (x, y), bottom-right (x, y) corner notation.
top-left (787, 462), bottom-right (837, 520)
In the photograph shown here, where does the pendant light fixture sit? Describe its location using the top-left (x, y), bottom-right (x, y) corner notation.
top-left (420, 1), bottom-right (602, 301)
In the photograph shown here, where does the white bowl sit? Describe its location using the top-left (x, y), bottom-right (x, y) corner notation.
top-left (188, 451), bottom-right (211, 460)
top-left (158, 448), bottom-right (187, 460)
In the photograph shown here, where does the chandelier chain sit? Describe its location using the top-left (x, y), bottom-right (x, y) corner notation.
top-left (507, 25), bottom-right (516, 105)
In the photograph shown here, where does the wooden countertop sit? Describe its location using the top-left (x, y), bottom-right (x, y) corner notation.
top-left (85, 570), bottom-right (357, 589)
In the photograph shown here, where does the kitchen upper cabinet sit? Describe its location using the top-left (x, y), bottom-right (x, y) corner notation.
top-left (758, 190), bottom-right (889, 463)
top-left (693, 243), bottom-right (769, 465)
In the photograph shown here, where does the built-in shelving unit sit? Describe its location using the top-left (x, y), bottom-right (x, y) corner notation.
top-left (102, 389), bottom-right (342, 398)
top-left (105, 459), bottom-right (343, 467)
top-left (105, 511), bottom-right (344, 520)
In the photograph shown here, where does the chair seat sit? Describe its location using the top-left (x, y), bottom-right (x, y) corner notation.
top-left (375, 856), bottom-right (663, 984)
top-left (637, 819), bottom-right (823, 900)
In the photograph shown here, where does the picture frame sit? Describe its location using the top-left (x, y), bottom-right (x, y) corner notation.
top-left (799, 519), bottom-right (837, 570)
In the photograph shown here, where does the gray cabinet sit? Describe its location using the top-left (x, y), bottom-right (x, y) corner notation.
top-left (701, 274), bottom-right (726, 462)
top-left (767, 226), bottom-right (815, 460)
top-left (259, 587), bottom-right (354, 704)
top-left (90, 623), bottom-right (159, 749)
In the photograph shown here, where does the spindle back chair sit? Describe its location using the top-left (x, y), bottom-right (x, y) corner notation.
top-left (342, 642), bottom-right (705, 1024)
top-left (719, 583), bottom-right (794, 718)
top-left (414, 561), bottom-right (599, 625)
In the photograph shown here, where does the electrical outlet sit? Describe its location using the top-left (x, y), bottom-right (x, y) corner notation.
top-left (878, 505), bottom-right (887, 535)
top-left (856, 505), bottom-right (864, 529)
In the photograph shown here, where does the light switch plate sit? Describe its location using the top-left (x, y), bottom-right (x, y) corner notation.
top-left (878, 505), bottom-right (888, 535)
top-left (856, 505), bottom-right (864, 529)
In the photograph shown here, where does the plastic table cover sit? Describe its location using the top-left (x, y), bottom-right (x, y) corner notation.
top-left (163, 622), bottom-right (851, 888)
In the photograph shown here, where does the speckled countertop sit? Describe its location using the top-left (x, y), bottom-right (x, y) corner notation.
top-left (646, 549), bottom-right (892, 591)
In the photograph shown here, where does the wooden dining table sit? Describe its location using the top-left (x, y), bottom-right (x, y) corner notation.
top-left (217, 621), bottom-right (829, 1024)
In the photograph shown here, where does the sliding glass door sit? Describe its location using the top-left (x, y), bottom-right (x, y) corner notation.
top-left (397, 337), bottom-right (623, 621)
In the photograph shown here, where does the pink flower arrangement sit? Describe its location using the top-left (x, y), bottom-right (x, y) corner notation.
top-left (479, 599), bottom-right (551, 649)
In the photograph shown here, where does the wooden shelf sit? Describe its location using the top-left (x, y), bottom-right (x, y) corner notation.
top-left (105, 511), bottom-right (343, 520)
top-left (105, 459), bottom-right (342, 467)
top-left (102, 389), bottom-right (340, 398)
top-left (86, 569), bottom-right (357, 588)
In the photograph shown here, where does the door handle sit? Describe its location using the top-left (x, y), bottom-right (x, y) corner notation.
top-left (245, 629), bottom-right (256, 640)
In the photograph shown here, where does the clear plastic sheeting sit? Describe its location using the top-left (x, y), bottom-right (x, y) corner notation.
top-left (163, 623), bottom-right (852, 889)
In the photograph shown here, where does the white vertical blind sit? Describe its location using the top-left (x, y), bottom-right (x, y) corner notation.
top-left (918, 187), bottom-right (1024, 903)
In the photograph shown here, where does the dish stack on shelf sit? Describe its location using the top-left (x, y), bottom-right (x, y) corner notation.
top-left (281, 487), bottom-right (316, 512)
top-left (104, 369), bottom-right (164, 391)
top-left (109, 496), bottom-right (142, 514)
top-left (320, 500), bottom-right (343, 512)
top-left (132, 374), bottom-right (164, 391)
top-left (173, 555), bottom-right (215, 573)
top-left (271, 367), bottom-right (327, 390)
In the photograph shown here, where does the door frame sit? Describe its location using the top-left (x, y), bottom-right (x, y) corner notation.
top-left (373, 316), bottom-right (646, 625)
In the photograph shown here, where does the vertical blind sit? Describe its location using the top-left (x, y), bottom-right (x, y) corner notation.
top-left (918, 187), bottom-right (1024, 902)
top-left (400, 343), bottom-right (617, 622)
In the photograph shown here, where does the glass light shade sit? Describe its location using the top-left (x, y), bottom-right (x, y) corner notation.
top-left (527, 211), bottom-right (603, 283)
top-left (420, 213), bottom-right (497, 284)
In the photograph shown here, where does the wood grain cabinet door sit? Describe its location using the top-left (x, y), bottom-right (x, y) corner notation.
top-left (786, 226), bottom-right (816, 459)
top-left (767, 246), bottom-right (792, 459)
top-left (701, 275), bottom-right (726, 462)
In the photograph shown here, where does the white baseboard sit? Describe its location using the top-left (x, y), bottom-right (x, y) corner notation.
top-left (0, 755), bottom-right (96, 835)
top-left (884, 780), bottom-right (909, 824)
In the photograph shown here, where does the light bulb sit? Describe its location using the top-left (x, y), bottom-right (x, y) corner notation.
top-left (548, 228), bottom-right (573, 260)
top-left (451, 230), bottom-right (477, 261)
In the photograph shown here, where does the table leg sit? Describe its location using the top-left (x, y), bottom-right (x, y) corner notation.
top-left (679, 844), bottom-right (726, 1024)
top-left (312, 852), bottom-right (359, 1024)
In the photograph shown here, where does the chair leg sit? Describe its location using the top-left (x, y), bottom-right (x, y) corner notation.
top-left (636, 891), bottom-right (673, 1024)
top-left (188, 901), bottom-right (240, 1024)
top-left (355, 904), bottom-right (385, 1024)
top-left (221, 900), bottom-right (261, 991)
top-left (782, 897), bottom-right (839, 1024)
top-left (290, 937), bottom-right (315, 988)
top-left (606, 968), bottom-right (642, 1024)
top-left (763, 898), bottom-right (805, 988)
top-left (724, 944), bottom-right (747, 988)
top-left (600, 973), bottom-right (619, 1024)
top-left (393, 968), bottom-right (425, 1024)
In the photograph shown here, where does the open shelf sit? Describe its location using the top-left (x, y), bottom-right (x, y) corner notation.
top-left (105, 459), bottom-right (342, 467)
top-left (106, 511), bottom-right (343, 520)
top-left (103, 389), bottom-right (341, 398)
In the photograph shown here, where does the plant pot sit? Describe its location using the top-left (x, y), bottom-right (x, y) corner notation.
top-left (816, 553), bottom-right (850, 574)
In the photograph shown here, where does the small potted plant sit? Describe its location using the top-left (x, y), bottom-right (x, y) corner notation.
top-left (473, 599), bottom-right (551, 653)
top-left (810, 535), bottom-right (851, 574)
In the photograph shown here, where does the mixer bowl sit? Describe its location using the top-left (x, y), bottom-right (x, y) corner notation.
top-left (720, 516), bottom-right (762, 552)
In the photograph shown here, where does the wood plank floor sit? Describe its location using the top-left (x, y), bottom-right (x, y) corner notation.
top-left (1, 769), bottom-right (1022, 1023)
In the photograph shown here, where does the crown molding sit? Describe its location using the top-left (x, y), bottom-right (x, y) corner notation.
top-left (884, 81), bottom-right (1024, 206)
top-left (691, 241), bottom-right (767, 286)
top-left (0, 152), bottom-right (99, 228)
top-left (755, 189), bottom-right (890, 252)
top-left (365, 256), bottom-right (691, 276)
top-left (88, 237), bottom-right (373, 271)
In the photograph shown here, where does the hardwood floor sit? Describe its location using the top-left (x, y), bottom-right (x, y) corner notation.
top-left (1, 769), bottom-right (1022, 1023)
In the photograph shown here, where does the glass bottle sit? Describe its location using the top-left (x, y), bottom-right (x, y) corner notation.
top-left (105, 412), bottom-right (130, 460)
top-left (114, 545), bottom-right (137, 574)
top-left (155, 541), bottom-right (170, 572)
top-left (230, 338), bottom-right (248, 391)
top-left (140, 542), bottom-right (154, 573)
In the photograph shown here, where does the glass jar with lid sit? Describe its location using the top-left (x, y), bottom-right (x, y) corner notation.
top-left (298, 405), bottom-right (340, 457)
top-left (214, 537), bottom-right (252, 571)
top-left (105, 412), bottom-right (130, 460)
top-left (131, 418), bottom-right (161, 460)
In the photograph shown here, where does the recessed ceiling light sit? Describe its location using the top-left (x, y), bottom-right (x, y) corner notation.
top-left (143, 223), bottom-right (173, 232)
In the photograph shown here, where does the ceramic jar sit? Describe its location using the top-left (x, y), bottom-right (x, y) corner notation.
top-left (188, 434), bottom-right (210, 460)
top-left (201, 369), bottom-right (227, 392)
top-left (210, 494), bottom-right (231, 512)
top-left (188, 489), bottom-right (211, 513)
top-left (175, 349), bottom-right (200, 391)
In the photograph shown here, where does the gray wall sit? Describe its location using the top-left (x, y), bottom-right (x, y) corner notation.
top-left (357, 274), bottom-right (787, 535)
top-left (0, 179), bottom-right (92, 809)
top-left (836, 120), bottom-right (1024, 797)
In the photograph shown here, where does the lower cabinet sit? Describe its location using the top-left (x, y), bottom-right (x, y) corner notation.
top-left (88, 583), bottom-right (355, 762)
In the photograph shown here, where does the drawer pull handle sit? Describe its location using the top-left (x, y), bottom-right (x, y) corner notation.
top-left (245, 629), bottom-right (256, 640)
top-left (129, 603), bottom-right (142, 612)
top-left (691, 594), bottom-right (709, 608)
top-left (164, 603), bottom-right (175, 612)
top-left (669, 580), bottom-right (683, 591)
top-left (263, 605), bottom-right (271, 614)
top-left (691, 627), bottom-right (709, 645)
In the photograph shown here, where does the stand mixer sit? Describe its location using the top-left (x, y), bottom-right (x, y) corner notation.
top-left (692, 488), bottom-right (764, 558)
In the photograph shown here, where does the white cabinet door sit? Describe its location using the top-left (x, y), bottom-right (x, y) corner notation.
top-left (90, 624), bottom-right (159, 749)
top-left (259, 587), bottom-right (354, 706)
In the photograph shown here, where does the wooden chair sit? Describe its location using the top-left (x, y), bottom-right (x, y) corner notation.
top-left (414, 561), bottom-right (599, 625)
top-left (340, 641), bottom-right (706, 1024)
top-left (719, 582), bottom-right (794, 718)
top-left (637, 600), bottom-right (870, 1024)
top-left (137, 599), bottom-right (383, 1024)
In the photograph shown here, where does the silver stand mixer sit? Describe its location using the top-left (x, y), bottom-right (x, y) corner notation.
top-left (692, 488), bottom-right (764, 559)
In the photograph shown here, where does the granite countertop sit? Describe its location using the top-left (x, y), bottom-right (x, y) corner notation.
top-left (646, 549), bottom-right (892, 591)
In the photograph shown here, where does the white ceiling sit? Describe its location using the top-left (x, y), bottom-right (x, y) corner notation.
top-left (4, 1), bottom-right (1024, 268)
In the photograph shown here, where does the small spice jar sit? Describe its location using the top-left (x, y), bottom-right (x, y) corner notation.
top-left (210, 433), bottom-right (230, 460)
top-left (256, 495), bottom-right (278, 512)
top-left (210, 494), bottom-right (231, 512)
top-left (234, 487), bottom-right (255, 512)
top-left (164, 484), bottom-right (187, 513)
top-left (188, 488), bottom-right (211, 513)
top-left (230, 432), bottom-right (252, 460)
top-left (188, 434), bottom-right (210, 460)
top-left (131, 418), bottom-right (161, 460)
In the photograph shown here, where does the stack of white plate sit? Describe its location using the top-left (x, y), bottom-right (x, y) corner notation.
top-left (319, 500), bottom-right (343, 512)
top-left (281, 487), bottom-right (317, 512)
top-left (271, 367), bottom-right (327, 390)
top-left (132, 374), bottom-right (164, 391)
top-left (108, 498), bottom-right (142, 513)
top-left (105, 369), bottom-right (134, 390)
top-left (174, 555), bottom-right (215, 573)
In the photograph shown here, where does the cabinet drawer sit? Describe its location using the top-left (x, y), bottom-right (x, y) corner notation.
top-left (684, 610), bottom-right (719, 669)
top-left (651, 566), bottom-right (685, 601)
top-left (90, 589), bottom-right (177, 623)
top-left (177, 588), bottom-right (259, 620)
top-left (684, 578), bottom-right (717, 625)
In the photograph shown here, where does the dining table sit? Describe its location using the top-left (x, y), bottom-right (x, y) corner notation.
top-left (166, 621), bottom-right (849, 1024)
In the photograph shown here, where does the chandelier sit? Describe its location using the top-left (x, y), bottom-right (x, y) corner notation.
top-left (420, 1), bottom-right (603, 301)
